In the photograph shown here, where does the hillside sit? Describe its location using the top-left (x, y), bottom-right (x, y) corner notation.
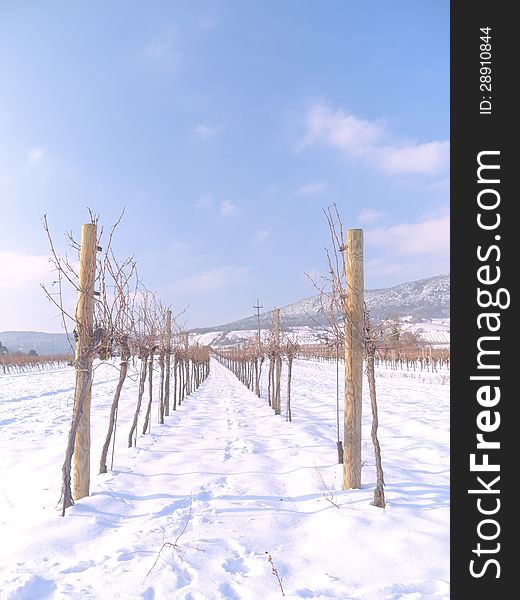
top-left (1, 274), bottom-right (449, 355)
top-left (0, 331), bottom-right (73, 356)
top-left (191, 273), bottom-right (450, 334)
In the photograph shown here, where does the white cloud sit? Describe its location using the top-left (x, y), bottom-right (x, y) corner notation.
top-left (366, 214), bottom-right (450, 256)
top-left (357, 208), bottom-right (384, 223)
top-left (179, 266), bottom-right (249, 292)
top-left (219, 200), bottom-right (236, 217)
top-left (24, 146), bottom-right (53, 184)
top-left (0, 251), bottom-right (74, 331)
top-left (195, 197), bottom-right (237, 217)
top-left (379, 141), bottom-right (449, 175)
top-left (0, 252), bottom-right (51, 289)
top-left (362, 211), bottom-right (450, 288)
top-left (303, 104), bottom-right (382, 155)
top-left (194, 124), bottom-right (221, 138)
top-left (0, 144), bottom-right (69, 192)
top-left (145, 28), bottom-right (181, 69)
top-left (195, 195), bottom-right (213, 209)
top-left (366, 256), bottom-right (450, 281)
top-left (199, 14), bottom-right (218, 31)
top-left (302, 102), bottom-right (449, 176)
top-left (296, 181), bottom-right (326, 195)
top-left (171, 240), bottom-right (190, 252)
top-left (427, 177), bottom-right (450, 193)
top-left (27, 147), bottom-right (47, 163)
top-left (255, 228), bottom-right (270, 243)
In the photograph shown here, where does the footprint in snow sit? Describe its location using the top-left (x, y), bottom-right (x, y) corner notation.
top-left (61, 559), bottom-right (96, 574)
top-left (4, 574), bottom-right (56, 600)
top-left (222, 553), bottom-right (249, 575)
top-left (218, 582), bottom-right (241, 600)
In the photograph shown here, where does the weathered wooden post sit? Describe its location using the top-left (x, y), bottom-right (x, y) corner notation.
top-left (274, 308), bottom-right (281, 415)
top-left (164, 309), bottom-right (172, 417)
top-left (254, 299), bottom-right (262, 397)
top-left (343, 228), bottom-right (364, 490)
top-left (336, 340), bottom-right (344, 464)
top-left (73, 222), bottom-right (97, 501)
top-left (183, 331), bottom-right (190, 397)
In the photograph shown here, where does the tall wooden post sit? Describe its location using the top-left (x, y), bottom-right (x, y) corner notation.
top-left (254, 299), bottom-right (262, 352)
top-left (73, 223), bottom-right (97, 501)
top-left (274, 308), bottom-right (281, 415)
top-left (253, 299), bottom-right (262, 398)
top-left (343, 228), bottom-right (364, 490)
top-left (183, 332), bottom-right (189, 398)
top-left (164, 309), bottom-right (172, 417)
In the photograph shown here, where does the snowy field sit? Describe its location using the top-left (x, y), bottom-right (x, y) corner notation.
top-left (191, 319), bottom-right (451, 350)
top-left (0, 358), bottom-right (449, 599)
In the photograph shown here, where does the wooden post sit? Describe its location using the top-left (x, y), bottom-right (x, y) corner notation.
top-left (73, 223), bottom-right (97, 501)
top-left (343, 228), bottom-right (364, 490)
top-left (254, 299), bottom-right (262, 397)
top-left (254, 298), bottom-right (262, 353)
top-left (164, 309), bottom-right (172, 417)
top-left (274, 308), bottom-right (281, 414)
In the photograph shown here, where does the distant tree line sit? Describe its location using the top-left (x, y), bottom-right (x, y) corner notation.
top-left (0, 341), bottom-right (38, 356)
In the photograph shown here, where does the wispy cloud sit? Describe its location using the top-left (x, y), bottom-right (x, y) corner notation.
top-left (194, 124), bottom-right (221, 138)
top-left (195, 195), bottom-right (213, 209)
top-left (357, 208), bottom-right (384, 223)
top-left (427, 177), bottom-right (450, 193)
top-left (303, 104), bottom-right (382, 155)
top-left (198, 13), bottom-right (218, 31)
top-left (380, 142), bottom-right (449, 175)
top-left (296, 181), bottom-right (326, 195)
top-left (0, 251), bottom-right (73, 331)
top-left (302, 102), bottom-right (449, 176)
top-left (27, 147), bottom-right (47, 163)
top-left (195, 196), bottom-right (237, 217)
top-left (0, 144), bottom-right (72, 195)
top-left (255, 228), bottom-right (270, 243)
top-left (179, 265), bottom-right (249, 292)
top-left (145, 28), bottom-right (181, 69)
top-left (366, 256), bottom-right (449, 280)
top-left (364, 213), bottom-right (449, 286)
top-left (24, 146), bottom-right (53, 184)
top-left (366, 214), bottom-right (449, 256)
top-left (171, 240), bottom-right (190, 252)
top-left (219, 200), bottom-right (236, 217)
top-left (0, 251), bottom-right (50, 289)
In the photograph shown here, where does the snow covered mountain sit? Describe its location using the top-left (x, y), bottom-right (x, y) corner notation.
top-left (191, 273), bottom-right (450, 335)
top-left (2, 274), bottom-right (449, 354)
top-left (0, 331), bottom-right (73, 356)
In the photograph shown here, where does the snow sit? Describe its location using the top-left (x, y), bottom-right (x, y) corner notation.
top-left (191, 274), bottom-right (450, 336)
top-left (192, 319), bottom-right (451, 350)
top-left (0, 357), bottom-right (449, 599)
top-left (406, 319), bottom-right (450, 347)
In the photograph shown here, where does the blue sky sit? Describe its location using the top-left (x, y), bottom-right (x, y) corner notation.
top-left (0, 1), bottom-right (449, 332)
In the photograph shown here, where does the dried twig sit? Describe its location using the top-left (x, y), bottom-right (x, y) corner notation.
top-left (146, 495), bottom-right (194, 577)
top-left (266, 552), bottom-right (285, 596)
top-left (313, 464), bottom-right (340, 509)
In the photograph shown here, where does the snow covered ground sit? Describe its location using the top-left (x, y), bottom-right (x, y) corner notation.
top-left (190, 327), bottom-right (324, 349)
top-left (405, 319), bottom-right (450, 347)
top-left (0, 358), bottom-right (449, 599)
top-left (191, 319), bottom-right (451, 350)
